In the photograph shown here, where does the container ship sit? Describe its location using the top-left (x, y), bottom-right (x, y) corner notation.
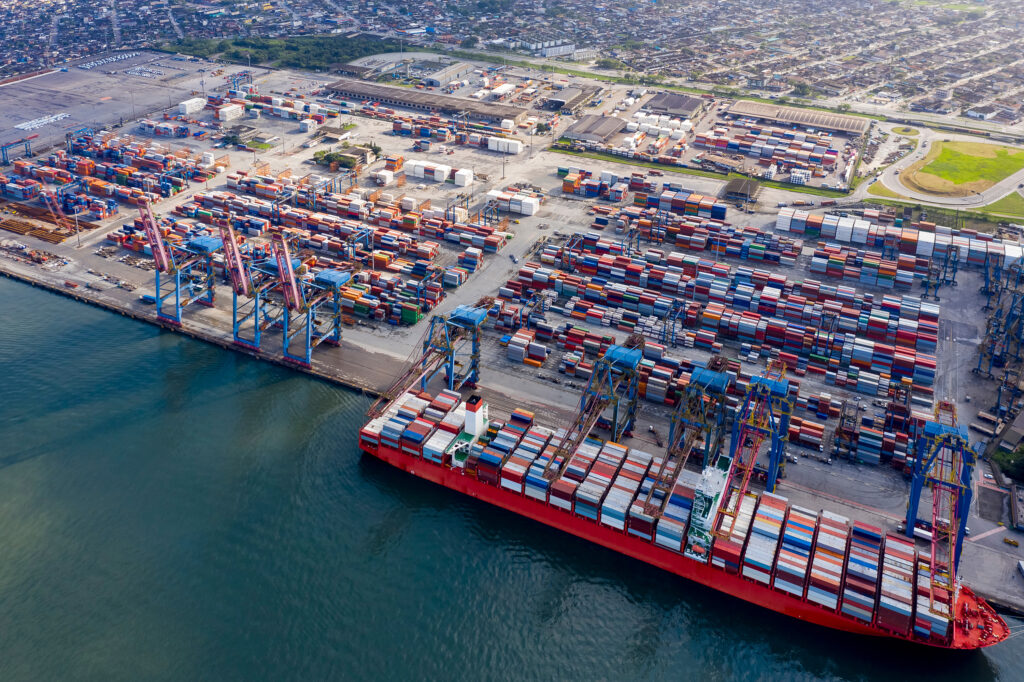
top-left (359, 389), bottom-right (1008, 649)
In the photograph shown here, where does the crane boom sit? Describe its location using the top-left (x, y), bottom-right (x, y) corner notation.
top-left (219, 225), bottom-right (250, 296)
top-left (139, 200), bottom-right (172, 273)
top-left (271, 232), bottom-right (301, 310)
top-left (41, 190), bottom-right (72, 230)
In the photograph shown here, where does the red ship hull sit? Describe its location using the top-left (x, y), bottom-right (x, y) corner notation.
top-left (361, 439), bottom-right (1008, 650)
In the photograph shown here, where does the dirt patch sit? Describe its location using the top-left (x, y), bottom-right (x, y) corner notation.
top-left (978, 484), bottom-right (1010, 524)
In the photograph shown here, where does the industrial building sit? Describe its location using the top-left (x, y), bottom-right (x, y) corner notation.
top-left (722, 177), bottom-right (761, 202)
top-left (727, 100), bottom-right (869, 135)
top-left (326, 78), bottom-right (528, 124)
top-left (423, 62), bottom-right (474, 87)
top-left (698, 152), bottom-right (745, 173)
top-left (644, 92), bottom-right (705, 119)
top-left (333, 63), bottom-right (379, 79)
top-left (546, 84), bottom-right (601, 114)
top-left (562, 115), bottom-right (625, 144)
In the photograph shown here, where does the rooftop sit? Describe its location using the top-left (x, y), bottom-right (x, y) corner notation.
top-left (645, 92), bottom-right (705, 118)
top-left (728, 100), bottom-right (869, 135)
top-left (326, 78), bottom-right (527, 122)
top-left (562, 115), bottom-right (625, 143)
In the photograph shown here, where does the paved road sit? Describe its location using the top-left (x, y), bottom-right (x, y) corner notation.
top-left (850, 126), bottom-right (1024, 210)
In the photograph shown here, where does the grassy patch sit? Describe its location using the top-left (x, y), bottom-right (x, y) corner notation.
top-left (993, 446), bottom-right (1024, 483)
top-left (905, 141), bottom-right (1024, 196)
top-left (549, 147), bottom-right (848, 197)
top-left (980, 192), bottom-right (1024, 220)
top-left (893, 126), bottom-right (919, 136)
top-left (867, 181), bottom-right (909, 199)
top-left (924, 142), bottom-right (1024, 185)
top-left (246, 142), bottom-right (274, 150)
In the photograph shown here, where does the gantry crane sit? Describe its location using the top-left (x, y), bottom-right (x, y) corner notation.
top-left (679, 361), bottom-right (792, 564)
top-left (418, 304), bottom-right (489, 391)
top-left (220, 224), bottom-right (278, 350)
top-left (905, 400), bottom-right (975, 632)
top-left (139, 201), bottom-right (221, 326)
top-left (41, 189), bottom-right (80, 243)
top-left (268, 231), bottom-right (349, 367)
top-left (542, 337), bottom-right (644, 481)
top-left (1, 133), bottom-right (37, 165)
top-left (726, 360), bottom-right (793, 496)
top-left (367, 302), bottom-right (492, 419)
top-left (638, 361), bottom-right (730, 517)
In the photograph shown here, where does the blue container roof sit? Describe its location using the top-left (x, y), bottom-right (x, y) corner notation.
top-left (750, 375), bottom-right (790, 397)
top-left (315, 270), bottom-right (352, 288)
top-left (187, 236), bottom-right (223, 254)
top-left (448, 305), bottom-right (489, 328)
top-left (690, 367), bottom-right (729, 394)
top-left (603, 345), bottom-right (643, 371)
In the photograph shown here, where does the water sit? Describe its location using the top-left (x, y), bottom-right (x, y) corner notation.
top-left (1, 276), bottom-right (1022, 681)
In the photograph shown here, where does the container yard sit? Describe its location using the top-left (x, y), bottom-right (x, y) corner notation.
top-left (2, 61), bottom-right (1024, 654)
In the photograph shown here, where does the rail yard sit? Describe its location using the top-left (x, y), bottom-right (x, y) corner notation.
top-left (3, 53), bottom-right (1024, 649)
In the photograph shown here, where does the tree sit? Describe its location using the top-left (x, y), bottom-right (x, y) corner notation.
top-left (596, 58), bottom-right (627, 71)
top-left (536, 122), bottom-right (551, 134)
top-left (791, 82), bottom-right (812, 97)
top-left (837, 103), bottom-right (851, 112)
top-left (460, 36), bottom-right (479, 49)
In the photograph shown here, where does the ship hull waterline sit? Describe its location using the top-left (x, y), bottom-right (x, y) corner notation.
top-left (361, 440), bottom-right (1000, 650)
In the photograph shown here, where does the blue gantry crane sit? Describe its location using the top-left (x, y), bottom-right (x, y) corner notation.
top-left (366, 303), bottom-right (490, 420)
top-left (64, 128), bottom-right (93, 154)
top-left (1, 133), bottom-right (37, 165)
top-left (220, 224), bottom-right (278, 350)
top-left (419, 304), bottom-right (488, 391)
top-left (668, 360), bottom-right (730, 469)
top-left (635, 360), bottom-right (731, 518)
top-left (266, 231), bottom-right (351, 367)
top-left (543, 337), bottom-right (645, 480)
top-left (728, 361), bottom-right (793, 493)
top-left (139, 201), bottom-right (222, 325)
top-left (905, 401), bottom-right (975, 619)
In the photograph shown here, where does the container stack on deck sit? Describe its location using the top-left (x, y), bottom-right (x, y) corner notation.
top-left (807, 511), bottom-right (850, 610)
top-left (711, 492), bottom-right (757, 574)
top-left (841, 522), bottom-right (883, 624)
top-left (914, 559), bottom-right (953, 642)
top-left (356, 388), bottom-right (1008, 648)
top-left (878, 534), bottom-right (916, 636)
top-left (773, 506), bottom-right (818, 596)
top-left (742, 493), bottom-right (787, 584)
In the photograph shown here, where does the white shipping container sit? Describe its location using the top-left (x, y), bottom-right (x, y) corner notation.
top-left (217, 104), bottom-right (244, 121)
top-left (178, 97), bottom-right (205, 115)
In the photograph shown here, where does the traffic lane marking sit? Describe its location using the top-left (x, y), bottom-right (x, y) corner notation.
top-left (969, 526), bottom-right (1006, 543)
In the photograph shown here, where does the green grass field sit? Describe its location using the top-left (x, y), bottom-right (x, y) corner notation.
top-left (981, 192), bottom-right (1024, 220)
top-left (919, 142), bottom-right (1024, 186)
top-left (892, 127), bottom-right (918, 136)
top-left (867, 181), bottom-right (909, 200)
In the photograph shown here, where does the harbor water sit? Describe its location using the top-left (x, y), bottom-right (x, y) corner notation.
top-left (1, 276), bottom-right (1023, 681)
